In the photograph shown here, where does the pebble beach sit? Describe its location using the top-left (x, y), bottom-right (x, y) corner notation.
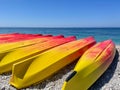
top-left (0, 45), bottom-right (120, 90)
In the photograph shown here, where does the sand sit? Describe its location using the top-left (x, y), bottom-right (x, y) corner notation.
top-left (0, 45), bottom-right (120, 90)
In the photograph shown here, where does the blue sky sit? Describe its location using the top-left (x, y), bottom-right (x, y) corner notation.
top-left (0, 0), bottom-right (120, 27)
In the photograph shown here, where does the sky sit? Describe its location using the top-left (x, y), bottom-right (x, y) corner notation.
top-left (0, 0), bottom-right (120, 27)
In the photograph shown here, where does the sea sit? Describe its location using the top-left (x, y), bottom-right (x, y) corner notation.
top-left (0, 28), bottom-right (120, 44)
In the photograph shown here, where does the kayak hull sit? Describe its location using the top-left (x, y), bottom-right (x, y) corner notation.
top-left (10, 36), bottom-right (96, 89)
top-left (62, 40), bottom-right (116, 90)
top-left (0, 36), bottom-right (76, 73)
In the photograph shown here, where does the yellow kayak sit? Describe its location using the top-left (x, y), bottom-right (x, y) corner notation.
top-left (0, 34), bottom-right (50, 43)
top-left (62, 40), bottom-right (116, 90)
top-left (0, 35), bottom-right (63, 60)
top-left (10, 36), bottom-right (96, 89)
top-left (0, 36), bottom-right (76, 73)
top-left (0, 33), bottom-right (20, 38)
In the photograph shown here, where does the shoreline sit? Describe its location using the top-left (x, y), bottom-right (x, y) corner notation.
top-left (0, 45), bottom-right (120, 90)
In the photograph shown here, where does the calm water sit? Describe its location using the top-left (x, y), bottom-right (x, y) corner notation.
top-left (0, 28), bottom-right (120, 44)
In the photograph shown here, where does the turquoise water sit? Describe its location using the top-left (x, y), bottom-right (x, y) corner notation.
top-left (0, 28), bottom-right (120, 44)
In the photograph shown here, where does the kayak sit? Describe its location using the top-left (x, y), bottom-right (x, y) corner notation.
top-left (0, 33), bottom-right (44, 43)
top-left (0, 33), bottom-right (41, 38)
top-left (0, 33), bottom-right (20, 38)
top-left (0, 35), bottom-right (63, 60)
top-left (62, 40), bottom-right (116, 90)
top-left (0, 36), bottom-right (76, 73)
top-left (10, 36), bottom-right (96, 89)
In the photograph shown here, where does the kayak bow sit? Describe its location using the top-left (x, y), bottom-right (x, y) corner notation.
top-left (62, 40), bottom-right (116, 90)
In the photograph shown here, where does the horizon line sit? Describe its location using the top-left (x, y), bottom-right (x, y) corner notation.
top-left (0, 26), bottom-right (120, 28)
